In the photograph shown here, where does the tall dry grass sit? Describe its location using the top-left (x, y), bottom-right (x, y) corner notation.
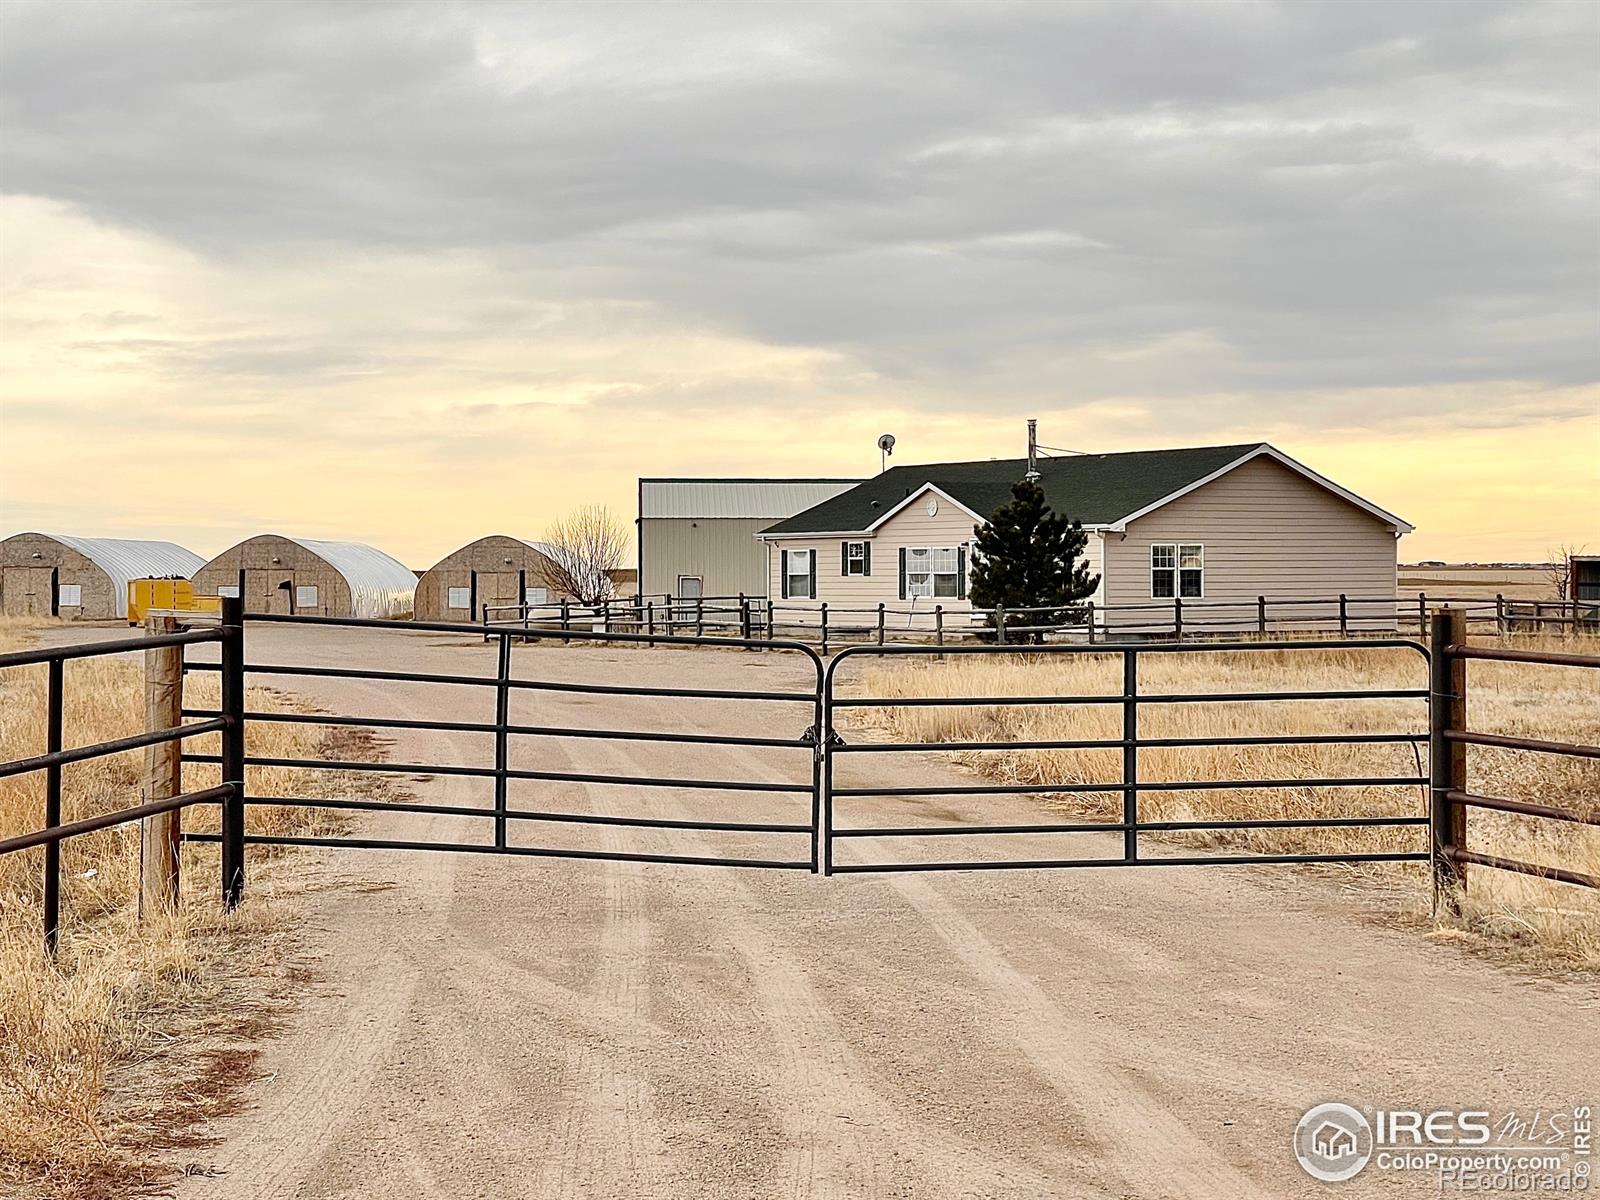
top-left (0, 619), bottom-right (384, 1197)
top-left (851, 636), bottom-right (1600, 969)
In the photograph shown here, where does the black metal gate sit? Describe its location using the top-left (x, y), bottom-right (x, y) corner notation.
top-left (4, 601), bottom-right (1595, 954)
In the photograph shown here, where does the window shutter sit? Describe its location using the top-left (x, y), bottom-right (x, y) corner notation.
top-left (841, 541), bottom-right (848, 576)
top-left (898, 547), bottom-right (907, 600)
top-left (808, 552), bottom-right (816, 600)
top-left (781, 549), bottom-right (789, 600)
top-left (863, 542), bottom-right (871, 576)
top-left (957, 546), bottom-right (967, 599)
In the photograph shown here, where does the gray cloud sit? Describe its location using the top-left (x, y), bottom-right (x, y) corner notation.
top-left (2, 0), bottom-right (1596, 427)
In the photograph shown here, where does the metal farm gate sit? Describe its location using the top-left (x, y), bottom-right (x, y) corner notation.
top-left (3, 600), bottom-right (1595, 953)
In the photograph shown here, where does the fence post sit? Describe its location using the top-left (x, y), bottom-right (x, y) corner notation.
top-left (140, 614), bottom-right (182, 921)
top-left (219, 596), bottom-right (246, 910)
top-left (560, 600), bottom-right (571, 644)
top-left (1122, 649), bottom-right (1139, 863)
top-left (1257, 595), bottom-right (1267, 635)
top-left (1429, 608), bottom-right (1468, 913)
top-left (1085, 599), bottom-right (1095, 644)
top-left (695, 596), bottom-right (704, 638)
top-left (1338, 593), bottom-right (1348, 636)
top-left (934, 605), bottom-right (944, 651)
top-left (493, 632), bottom-right (511, 849)
top-left (1173, 597), bottom-right (1183, 642)
top-left (646, 601), bottom-right (655, 647)
top-left (1495, 593), bottom-right (1505, 638)
top-left (820, 603), bottom-right (830, 656)
top-left (1418, 593), bottom-right (1427, 638)
top-left (996, 604), bottom-right (1007, 646)
top-left (43, 659), bottom-right (63, 954)
top-left (877, 602), bottom-right (886, 647)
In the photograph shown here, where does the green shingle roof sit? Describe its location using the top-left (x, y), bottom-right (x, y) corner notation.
top-left (761, 443), bottom-right (1267, 535)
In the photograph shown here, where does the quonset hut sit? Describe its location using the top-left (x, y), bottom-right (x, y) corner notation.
top-left (190, 534), bottom-right (416, 619)
top-left (413, 535), bottom-right (573, 623)
top-left (0, 532), bottom-right (205, 620)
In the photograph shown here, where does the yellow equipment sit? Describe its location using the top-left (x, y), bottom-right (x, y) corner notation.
top-left (126, 578), bottom-right (222, 626)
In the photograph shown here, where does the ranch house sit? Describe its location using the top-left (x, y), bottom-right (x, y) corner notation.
top-left (757, 443), bottom-right (1412, 632)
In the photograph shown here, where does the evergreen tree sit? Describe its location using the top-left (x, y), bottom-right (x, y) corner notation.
top-left (968, 480), bottom-right (1100, 642)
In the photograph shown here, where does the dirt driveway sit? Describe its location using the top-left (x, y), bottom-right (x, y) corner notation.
top-left (99, 623), bottom-right (1591, 1200)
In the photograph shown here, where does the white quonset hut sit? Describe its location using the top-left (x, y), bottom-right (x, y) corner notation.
top-left (637, 478), bottom-right (861, 600)
top-left (190, 534), bottom-right (417, 619)
top-left (0, 532), bottom-right (205, 620)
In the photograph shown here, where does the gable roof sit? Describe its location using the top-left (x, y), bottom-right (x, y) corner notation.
top-left (759, 443), bottom-right (1412, 536)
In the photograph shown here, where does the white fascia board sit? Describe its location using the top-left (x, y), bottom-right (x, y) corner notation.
top-left (756, 483), bottom-right (988, 540)
top-left (1105, 444), bottom-right (1415, 534)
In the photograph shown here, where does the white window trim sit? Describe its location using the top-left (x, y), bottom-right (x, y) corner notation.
top-left (1150, 542), bottom-right (1205, 600)
top-left (905, 546), bottom-right (963, 600)
top-left (845, 541), bottom-right (867, 576)
top-left (785, 548), bottom-right (815, 600)
top-left (447, 586), bottom-right (472, 610)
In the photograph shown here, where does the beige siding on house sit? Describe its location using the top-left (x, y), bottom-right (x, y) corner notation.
top-left (1101, 455), bottom-right (1399, 631)
top-left (764, 493), bottom-right (986, 626)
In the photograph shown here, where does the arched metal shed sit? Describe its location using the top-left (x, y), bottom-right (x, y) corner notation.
top-left (191, 534), bottom-right (417, 619)
top-left (414, 535), bottom-right (571, 623)
top-left (0, 532), bottom-right (205, 620)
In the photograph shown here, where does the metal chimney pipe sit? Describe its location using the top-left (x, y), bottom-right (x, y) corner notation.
top-left (1025, 418), bottom-right (1040, 481)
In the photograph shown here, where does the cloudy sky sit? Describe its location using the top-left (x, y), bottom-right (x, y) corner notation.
top-left (1, 0), bottom-right (1595, 565)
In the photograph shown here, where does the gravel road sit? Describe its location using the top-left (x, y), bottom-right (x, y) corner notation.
top-left (56, 623), bottom-right (1589, 1200)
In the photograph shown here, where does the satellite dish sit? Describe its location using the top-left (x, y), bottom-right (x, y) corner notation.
top-left (877, 434), bottom-right (896, 455)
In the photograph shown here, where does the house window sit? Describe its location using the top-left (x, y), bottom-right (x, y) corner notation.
top-left (295, 585), bottom-right (318, 609)
top-left (524, 586), bottom-right (548, 606)
top-left (58, 584), bottom-right (82, 607)
top-left (906, 547), bottom-right (962, 598)
top-left (844, 541), bottom-right (869, 576)
top-left (447, 586), bottom-right (471, 610)
top-left (784, 549), bottom-right (814, 599)
top-left (1152, 543), bottom-right (1203, 598)
top-left (217, 585), bottom-right (240, 599)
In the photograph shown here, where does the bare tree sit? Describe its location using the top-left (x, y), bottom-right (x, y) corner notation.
top-left (543, 505), bottom-right (629, 604)
top-left (1545, 544), bottom-right (1588, 601)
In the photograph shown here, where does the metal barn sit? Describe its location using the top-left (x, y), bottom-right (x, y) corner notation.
top-left (0, 532), bottom-right (204, 621)
top-left (636, 478), bottom-right (860, 601)
top-left (191, 534), bottom-right (417, 619)
top-left (414, 535), bottom-right (572, 623)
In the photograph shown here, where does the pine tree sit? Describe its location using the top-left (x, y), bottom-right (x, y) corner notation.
top-left (968, 480), bottom-right (1100, 642)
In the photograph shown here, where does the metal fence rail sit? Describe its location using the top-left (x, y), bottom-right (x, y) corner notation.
top-left (178, 610), bottom-right (828, 876)
top-left (819, 638), bottom-right (1434, 875)
top-left (1429, 610), bottom-right (1600, 897)
top-left (0, 626), bottom-right (237, 952)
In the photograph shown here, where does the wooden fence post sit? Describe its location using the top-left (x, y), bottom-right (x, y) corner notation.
top-left (820, 603), bottom-right (830, 656)
top-left (1429, 607), bottom-right (1468, 913)
top-left (996, 604), bottom-right (1007, 646)
top-left (1495, 593), bottom-right (1505, 638)
top-left (1338, 593), bottom-right (1348, 636)
top-left (140, 614), bottom-right (182, 920)
top-left (877, 602), bottom-right (886, 647)
top-left (1257, 595), bottom-right (1267, 635)
top-left (1085, 599), bottom-right (1095, 644)
top-left (1173, 597), bottom-right (1183, 642)
top-left (934, 605), bottom-right (944, 652)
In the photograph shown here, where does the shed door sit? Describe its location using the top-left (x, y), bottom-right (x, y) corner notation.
top-left (1, 567), bottom-right (55, 617)
top-left (478, 572), bottom-right (520, 618)
top-left (245, 569), bottom-right (295, 615)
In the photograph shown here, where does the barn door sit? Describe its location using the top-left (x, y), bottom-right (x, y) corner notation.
top-left (478, 572), bottom-right (520, 619)
top-left (1, 568), bottom-right (55, 617)
top-left (245, 569), bottom-right (295, 615)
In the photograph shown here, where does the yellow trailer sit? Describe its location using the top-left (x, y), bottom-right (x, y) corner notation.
top-left (126, 578), bottom-right (222, 626)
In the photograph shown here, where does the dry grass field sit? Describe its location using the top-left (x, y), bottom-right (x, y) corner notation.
top-left (0, 619), bottom-right (387, 1199)
top-left (852, 635), bottom-right (1600, 970)
top-left (1399, 563), bottom-right (1558, 600)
